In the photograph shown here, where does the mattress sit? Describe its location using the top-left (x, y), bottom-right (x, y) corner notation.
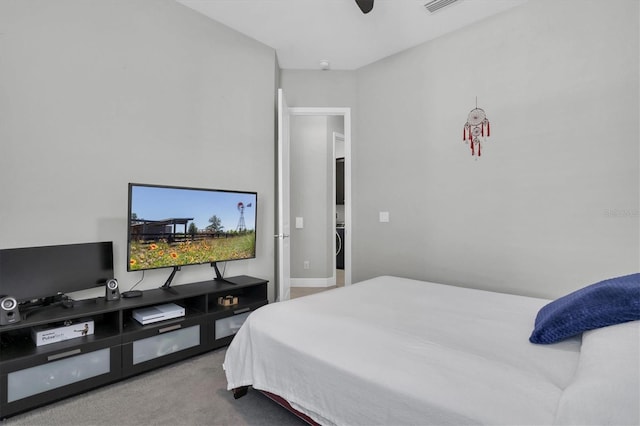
top-left (223, 276), bottom-right (637, 425)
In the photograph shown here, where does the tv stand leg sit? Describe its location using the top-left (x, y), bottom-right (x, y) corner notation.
top-left (211, 262), bottom-right (236, 285)
top-left (160, 266), bottom-right (181, 292)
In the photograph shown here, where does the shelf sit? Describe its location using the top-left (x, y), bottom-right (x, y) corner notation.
top-left (3, 300), bottom-right (120, 332)
top-left (121, 306), bottom-right (205, 335)
top-left (0, 275), bottom-right (268, 419)
top-left (0, 329), bottom-right (121, 363)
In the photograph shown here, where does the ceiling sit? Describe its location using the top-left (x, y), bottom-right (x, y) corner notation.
top-left (177, 0), bottom-right (528, 70)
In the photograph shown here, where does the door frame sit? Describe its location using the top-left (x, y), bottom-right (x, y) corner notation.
top-left (288, 107), bottom-right (352, 287)
top-left (276, 89), bottom-right (291, 302)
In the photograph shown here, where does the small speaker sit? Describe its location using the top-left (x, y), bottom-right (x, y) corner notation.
top-left (105, 279), bottom-right (120, 301)
top-left (0, 296), bottom-right (21, 325)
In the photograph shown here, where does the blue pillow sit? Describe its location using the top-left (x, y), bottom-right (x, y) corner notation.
top-left (530, 273), bottom-right (640, 344)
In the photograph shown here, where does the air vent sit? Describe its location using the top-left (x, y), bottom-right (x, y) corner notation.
top-left (423, 0), bottom-right (460, 14)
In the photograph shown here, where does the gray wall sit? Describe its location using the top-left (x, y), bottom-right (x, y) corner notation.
top-left (353, 0), bottom-right (639, 298)
top-left (279, 70), bottom-right (358, 109)
top-left (290, 115), bottom-right (344, 280)
top-left (290, 115), bottom-right (330, 279)
top-left (2, 0), bottom-right (636, 302)
top-left (0, 0), bottom-right (277, 297)
top-left (281, 0), bottom-right (638, 299)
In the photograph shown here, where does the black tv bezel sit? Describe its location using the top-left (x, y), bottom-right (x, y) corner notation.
top-left (0, 241), bottom-right (114, 305)
top-left (126, 182), bottom-right (258, 273)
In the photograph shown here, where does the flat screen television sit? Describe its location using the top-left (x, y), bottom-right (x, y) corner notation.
top-left (0, 241), bottom-right (114, 304)
top-left (127, 183), bottom-right (257, 285)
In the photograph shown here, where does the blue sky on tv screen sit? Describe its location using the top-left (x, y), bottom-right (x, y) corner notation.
top-left (131, 186), bottom-right (256, 233)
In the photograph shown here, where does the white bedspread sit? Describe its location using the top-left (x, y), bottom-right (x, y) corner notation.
top-left (224, 276), bottom-right (584, 425)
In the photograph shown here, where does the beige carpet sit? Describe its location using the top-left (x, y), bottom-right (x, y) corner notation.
top-left (290, 269), bottom-right (344, 299)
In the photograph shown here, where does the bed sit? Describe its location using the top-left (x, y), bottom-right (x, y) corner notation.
top-left (223, 275), bottom-right (640, 425)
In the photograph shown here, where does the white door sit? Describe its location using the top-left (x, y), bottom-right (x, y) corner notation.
top-left (276, 89), bottom-right (291, 301)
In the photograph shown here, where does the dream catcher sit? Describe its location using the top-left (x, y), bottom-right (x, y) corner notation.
top-left (462, 98), bottom-right (490, 157)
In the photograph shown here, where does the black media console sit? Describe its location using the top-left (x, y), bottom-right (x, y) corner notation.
top-left (0, 275), bottom-right (268, 418)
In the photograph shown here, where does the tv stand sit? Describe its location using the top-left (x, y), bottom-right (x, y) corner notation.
top-left (0, 275), bottom-right (268, 419)
top-left (211, 262), bottom-right (235, 285)
top-left (160, 266), bottom-right (181, 293)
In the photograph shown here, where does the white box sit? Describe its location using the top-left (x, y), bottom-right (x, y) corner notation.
top-left (133, 303), bottom-right (185, 325)
top-left (31, 320), bottom-right (95, 347)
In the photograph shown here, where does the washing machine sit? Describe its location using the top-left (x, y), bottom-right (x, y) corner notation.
top-left (336, 227), bottom-right (345, 270)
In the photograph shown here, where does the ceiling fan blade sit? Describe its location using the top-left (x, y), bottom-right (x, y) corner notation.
top-left (355, 0), bottom-right (374, 14)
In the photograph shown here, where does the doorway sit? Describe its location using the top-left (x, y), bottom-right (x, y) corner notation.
top-left (276, 95), bottom-right (351, 301)
top-left (288, 112), bottom-right (351, 290)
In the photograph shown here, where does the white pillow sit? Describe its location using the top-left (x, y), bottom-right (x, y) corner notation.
top-left (554, 320), bottom-right (640, 425)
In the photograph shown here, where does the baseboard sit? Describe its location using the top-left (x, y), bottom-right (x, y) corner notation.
top-left (290, 277), bottom-right (335, 288)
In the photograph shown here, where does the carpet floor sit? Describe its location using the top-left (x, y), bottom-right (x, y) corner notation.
top-left (3, 348), bottom-right (306, 426)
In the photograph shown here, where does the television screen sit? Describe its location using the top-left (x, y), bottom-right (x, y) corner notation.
top-left (0, 241), bottom-right (114, 304)
top-left (127, 183), bottom-right (257, 272)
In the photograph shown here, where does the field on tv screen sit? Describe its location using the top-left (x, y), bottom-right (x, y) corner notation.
top-left (129, 232), bottom-right (255, 270)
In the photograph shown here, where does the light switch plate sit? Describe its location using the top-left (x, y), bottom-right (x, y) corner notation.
top-left (379, 211), bottom-right (390, 223)
top-left (295, 217), bottom-right (304, 228)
